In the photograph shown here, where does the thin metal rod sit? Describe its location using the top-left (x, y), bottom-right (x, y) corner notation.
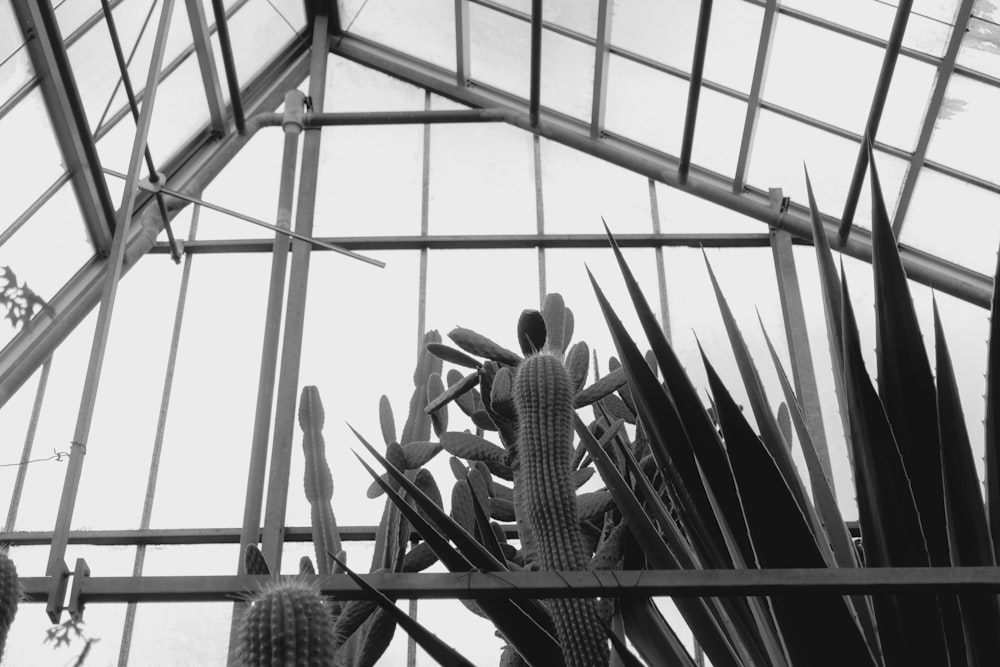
top-left (533, 135), bottom-right (546, 302)
top-left (261, 13), bottom-right (330, 572)
top-left (102, 168), bottom-right (385, 268)
top-left (455, 0), bottom-right (471, 85)
top-left (17, 567), bottom-right (1000, 604)
top-left (892, 0), bottom-right (976, 235)
top-left (210, 0), bottom-right (245, 133)
top-left (3, 358), bottom-right (52, 532)
top-left (733, 0), bottom-right (779, 192)
top-left (769, 228), bottom-right (832, 487)
top-left (184, 0), bottom-right (227, 136)
top-left (118, 205), bottom-right (199, 667)
top-left (100, 0), bottom-right (182, 263)
top-left (417, 92), bottom-right (431, 349)
top-left (838, 0), bottom-right (913, 240)
top-left (528, 0), bottom-right (542, 127)
top-left (94, 0), bottom-right (158, 134)
top-left (678, 0), bottom-right (714, 182)
top-left (589, 0), bottom-right (614, 138)
top-left (45, 0), bottom-right (176, 604)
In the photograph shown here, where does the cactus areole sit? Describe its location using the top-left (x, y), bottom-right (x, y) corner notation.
top-left (513, 353), bottom-right (610, 667)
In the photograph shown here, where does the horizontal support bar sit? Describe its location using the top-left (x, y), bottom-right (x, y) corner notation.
top-left (18, 567), bottom-right (1000, 604)
top-left (0, 525), bottom-right (519, 546)
top-left (149, 233), bottom-right (804, 254)
top-left (248, 107), bottom-right (511, 130)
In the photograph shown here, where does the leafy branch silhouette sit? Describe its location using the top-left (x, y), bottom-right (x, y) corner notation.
top-left (0, 266), bottom-right (52, 330)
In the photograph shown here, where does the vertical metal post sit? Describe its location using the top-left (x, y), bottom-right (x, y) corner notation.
top-left (733, 0), bottom-right (779, 193)
top-left (648, 180), bottom-right (672, 342)
top-left (260, 12), bottom-right (330, 572)
top-left (184, 0), bottom-right (227, 136)
top-left (589, 0), bottom-right (613, 139)
top-left (225, 89), bottom-right (304, 666)
top-left (533, 135), bottom-right (546, 303)
top-left (418, 92), bottom-right (431, 349)
top-left (455, 0), bottom-right (471, 86)
top-left (769, 224), bottom-right (833, 486)
top-left (45, 0), bottom-right (175, 608)
top-left (838, 0), bottom-right (913, 240)
top-left (118, 206), bottom-right (199, 667)
top-left (3, 358), bottom-right (52, 532)
top-left (892, 0), bottom-right (975, 234)
top-left (528, 0), bottom-right (542, 127)
top-left (211, 0), bottom-right (245, 133)
top-left (678, 0), bottom-right (714, 183)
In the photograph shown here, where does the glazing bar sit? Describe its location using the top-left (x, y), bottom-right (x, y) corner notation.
top-left (678, 0), bottom-right (714, 182)
top-left (210, 0), bottom-right (245, 133)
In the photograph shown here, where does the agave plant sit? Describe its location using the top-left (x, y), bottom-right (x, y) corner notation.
top-left (343, 148), bottom-right (1000, 666)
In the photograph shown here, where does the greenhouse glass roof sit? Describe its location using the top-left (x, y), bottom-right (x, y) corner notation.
top-left (1, 0), bottom-right (1000, 664)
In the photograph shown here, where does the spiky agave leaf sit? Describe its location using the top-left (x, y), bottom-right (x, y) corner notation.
top-left (702, 348), bottom-right (877, 666)
top-left (984, 245), bottom-right (1000, 561)
top-left (934, 300), bottom-right (1000, 666)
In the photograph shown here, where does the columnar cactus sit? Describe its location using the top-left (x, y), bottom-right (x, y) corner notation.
top-left (514, 353), bottom-right (609, 667)
top-left (237, 579), bottom-right (336, 666)
top-left (0, 549), bottom-right (18, 662)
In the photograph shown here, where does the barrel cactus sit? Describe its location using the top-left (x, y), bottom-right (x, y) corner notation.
top-left (236, 578), bottom-right (336, 666)
top-left (0, 549), bottom-right (18, 663)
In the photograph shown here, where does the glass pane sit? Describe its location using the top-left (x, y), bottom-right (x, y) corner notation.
top-left (130, 603), bottom-right (231, 663)
top-left (927, 72), bottom-right (1000, 185)
top-left (704, 0), bottom-right (764, 93)
top-left (469, 4), bottom-right (529, 100)
top-left (605, 54), bottom-right (685, 155)
top-left (691, 88), bottom-right (746, 178)
top-left (0, 0), bottom-right (35, 107)
top-left (349, 0), bottom-right (456, 72)
top-left (55, 0), bottom-right (103, 39)
top-left (0, 89), bottom-right (67, 237)
top-left (151, 254), bottom-right (269, 529)
top-left (654, 181), bottom-right (765, 234)
top-left (315, 57), bottom-right (425, 237)
top-left (541, 29), bottom-right (594, 122)
top-left (73, 257), bottom-right (182, 530)
top-left (427, 119), bottom-right (536, 235)
top-left (900, 168), bottom-right (1000, 276)
top-left (764, 15), bottom-right (884, 135)
top-left (0, 183), bottom-right (94, 351)
top-left (958, 5), bottom-right (1000, 77)
top-left (747, 110), bottom-right (908, 230)
top-left (880, 55), bottom-right (936, 152)
top-left (491, 0), bottom-right (599, 37)
top-left (540, 138), bottom-right (652, 234)
top-left (611, 0), bottom-right (700, 75)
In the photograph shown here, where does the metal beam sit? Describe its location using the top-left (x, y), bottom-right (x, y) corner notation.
top-left (261, 15), bottom-right (331, 573)
top-left (528, 0), bottom-right (542, 127)
top-left (589, 0), bottom-right (614, 138)
top-left (17, 568), bottom-right (1000, 604)
top-left (892, 0), bottom-right (976, 235)
top-left (330, 34), bottom-right (994, 308)
top-left (838, 0), bottom-right (913, 240)
top-left (0, 38), bottom-right (311, 412)
top-left (734, 0), bottom-right (779, 192)
top-left (11, 0), bottom-right (116, 254)
top-left (185, 0), bottom-right (227, 137)
top-left (455, 0), bottom-right (471, 85)
top-left (248, 107), bottom-right (510, 129)
top-left (211, 0), bottom-right (245, 133)
top-left (152, 233), bottom-right (798, 254)
top-left (45, 0), bottom-right (176, 622)
top-left (678, 0), bottom-right (714, 182)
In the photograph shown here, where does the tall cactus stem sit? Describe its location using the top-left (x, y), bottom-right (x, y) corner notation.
top-left (514, 353), bottom-right (609, 667)
top-left (299, 386), bottom-right (343, 575)
top-left (0, 549), bottom-right (18, 663)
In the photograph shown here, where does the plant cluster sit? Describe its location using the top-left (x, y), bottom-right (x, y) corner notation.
top-left (236, 150), bottom-right (1000, 666)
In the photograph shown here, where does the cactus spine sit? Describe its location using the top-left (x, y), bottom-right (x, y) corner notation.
top-left (0, 549), bottom-right (18, 662)
top-left (237, 579), bottom-right (336, 666)
top-left (514, 353), bottom-right (609, 667)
